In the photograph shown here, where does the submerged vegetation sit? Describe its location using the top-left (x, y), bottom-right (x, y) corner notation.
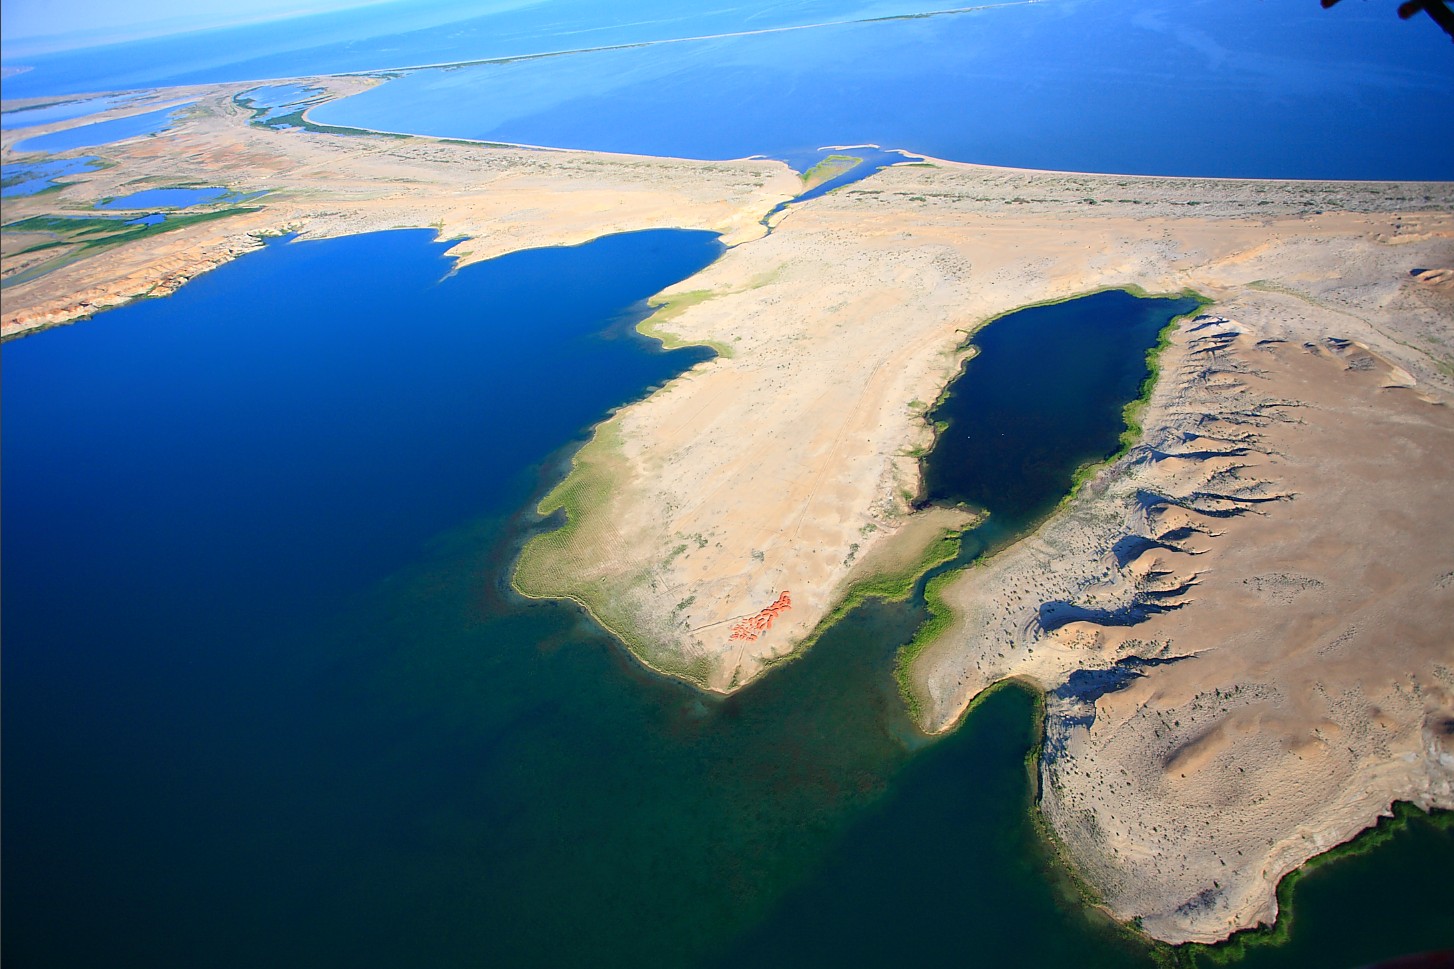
top-left (640, 289), bottom-right (735, 358)
top-left (799, 153), bottom-right (861, 190)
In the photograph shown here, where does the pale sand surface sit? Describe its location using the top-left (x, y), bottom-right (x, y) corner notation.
top-left (4, 80), bottom-right (1453, 944)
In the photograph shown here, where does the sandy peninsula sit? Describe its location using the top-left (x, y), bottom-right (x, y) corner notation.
top-left (4, 75), bottom-right (1452, 947)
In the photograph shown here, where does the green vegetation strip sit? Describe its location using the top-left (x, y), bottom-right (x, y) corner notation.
top-left (264, 107), bottom-right (406, 139)
top-left (892, 567), bottom-right (960, 720)
top-left (511, 423), bottom-right (713, 689)
top-left (640, 289), bottom-right (734, 358)
top-left (799, 153), bottom-right (861, 189)
top-left (4, 207), bottom-right (260, 257)
top-left (761, 524), bottom-right (969, 677)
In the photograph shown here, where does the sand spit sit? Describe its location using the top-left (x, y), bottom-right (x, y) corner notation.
top-left (5, 78), bottom-right (1453, 945)
top-left (0, 76), bottom-right (799, 338)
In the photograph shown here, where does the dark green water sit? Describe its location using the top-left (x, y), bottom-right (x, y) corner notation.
top-left (2, 231), bottom-right (1446, 968)
top-left (1185, 807), bottom-right (1454, 969)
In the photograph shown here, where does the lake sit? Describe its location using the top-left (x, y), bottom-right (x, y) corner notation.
top-left (96, 186), bottom-right (230, 210)
top-left (305, 0), bottom-right (1453, 179)
top-left (921, 289), bottom-right (1201, 527)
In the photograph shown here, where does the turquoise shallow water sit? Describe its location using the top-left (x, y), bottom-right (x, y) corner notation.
top-left (6, 227), bottom-right (1446, 967)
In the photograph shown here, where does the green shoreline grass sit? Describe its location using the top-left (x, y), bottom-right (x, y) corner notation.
top-left (640, 289), bottom-right (734, 357)
top-left (1015, 680), bottom-right (1453, 966)
top-left (510, 421), bottom-right (716, 690)
top-left (755, 520), bottom-right (972, 677)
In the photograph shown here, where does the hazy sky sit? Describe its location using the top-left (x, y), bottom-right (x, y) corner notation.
top-left (1, 0), bottom-right (391, 50)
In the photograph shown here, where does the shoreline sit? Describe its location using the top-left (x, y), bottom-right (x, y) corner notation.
top-left (889, 286), bottom-right (1211, 721)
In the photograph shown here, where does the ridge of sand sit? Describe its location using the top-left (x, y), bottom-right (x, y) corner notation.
top-left (5, 80), bottom-right (1453, 945)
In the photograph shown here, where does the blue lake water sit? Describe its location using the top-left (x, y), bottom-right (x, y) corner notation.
top-left (0, 93), bottom-right (137, 129)
top-left (97, 186), bottom-right (229, 209)
top-left (0, 155), bottom-right (98, 197)
top-left (0, 0), bottom-right (952, 97)
top-left (12, 102), bottom-right (192, 154)
top-left (4, 1), bottom-right (1452, 964)
top-left (0, 227), bottom-right (1140, 968)
top-left (922, 289), bottom-right (1201, 526)
top-left (3, 1), bottom-right (1449, 177)
top-left (308, 0), bottom-right (1453, 179)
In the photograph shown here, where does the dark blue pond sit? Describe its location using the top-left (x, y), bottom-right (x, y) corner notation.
top-left (922, 289), bottom-right (1201, 527)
